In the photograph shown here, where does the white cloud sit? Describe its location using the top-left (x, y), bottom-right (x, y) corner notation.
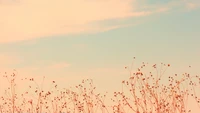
top-left (48, 62), bottom-right (71, 69)
top-left (0, 0), bottom-right (140, 43)
top-left (0, 0), bottom-right (197, 43)
top-left (0, 54), bottom-right (22, 69)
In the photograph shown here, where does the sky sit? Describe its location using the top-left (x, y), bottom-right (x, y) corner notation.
top-left (0, 0), bottom-right (200, 112)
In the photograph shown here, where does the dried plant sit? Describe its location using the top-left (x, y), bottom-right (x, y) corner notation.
top-left (0, 58), bottom-right (200, 113)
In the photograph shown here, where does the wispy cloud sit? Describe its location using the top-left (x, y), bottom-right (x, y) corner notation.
top-left (0, 0), bottom-right (137, 43)
top-left (48, 62), bottom-right (71, 69)
top-left (185, 2), bottom-right (200, 10)
top-left (0, 0), bottom-right (198, 43)
top-left (0, 54), bottom-right (22, 68)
